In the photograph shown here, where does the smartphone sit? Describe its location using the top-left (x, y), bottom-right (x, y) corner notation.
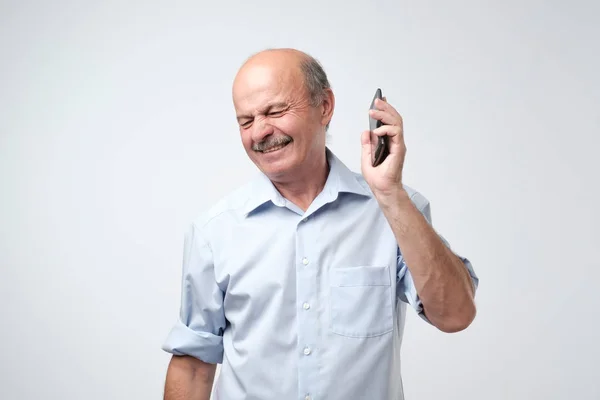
top-left (369, 88), bottom-right (389, 167)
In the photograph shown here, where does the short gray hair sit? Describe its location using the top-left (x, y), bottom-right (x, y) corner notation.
top-left (299, 55), bottom-right (332, 130)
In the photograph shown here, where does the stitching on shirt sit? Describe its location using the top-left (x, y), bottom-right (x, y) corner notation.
top-left (196, 207), bottom-right (236, 229)
top-left (191, 221), bottom-right (215, 251)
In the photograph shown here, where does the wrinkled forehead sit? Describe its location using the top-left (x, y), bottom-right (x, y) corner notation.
top-left (233, 63), bottom-right (303, 111)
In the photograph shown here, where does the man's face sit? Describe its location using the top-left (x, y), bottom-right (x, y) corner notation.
top-left (233, 63), bottom-right (326, 180)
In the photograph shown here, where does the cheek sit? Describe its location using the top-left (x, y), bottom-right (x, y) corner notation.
top-left (273, 115), bottom-right (304, 139)
top-left (240, 129), bottom-right (253, 149)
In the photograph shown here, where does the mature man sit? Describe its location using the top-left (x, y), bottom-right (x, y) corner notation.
top-left (162, 48), bottom-right (479, 400)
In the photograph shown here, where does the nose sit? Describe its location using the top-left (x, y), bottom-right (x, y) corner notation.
top-left (251, 117), bottom-right (274, 143)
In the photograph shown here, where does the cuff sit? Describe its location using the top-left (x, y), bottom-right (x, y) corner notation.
top-left (161, 320), bottom-right (224, 364)
top-left (411, 254), bottom-right (478, 323)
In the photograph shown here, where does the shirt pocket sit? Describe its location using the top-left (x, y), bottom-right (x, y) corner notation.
top-left (329, 265), bottom-right (393, 338)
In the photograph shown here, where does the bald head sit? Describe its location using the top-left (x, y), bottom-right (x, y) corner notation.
top-left (233, 48), bottom-right (331, 113)
top-left (236, 48), bottom-right (309, 77)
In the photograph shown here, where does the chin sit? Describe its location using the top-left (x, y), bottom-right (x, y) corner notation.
top-left (254, 143), bottom-right (300, 179)
top-left (259, 159), bottom-right (295, 180)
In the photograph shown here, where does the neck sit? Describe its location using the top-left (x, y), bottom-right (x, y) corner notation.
top-left (271, 150), bottom-right (329, 211)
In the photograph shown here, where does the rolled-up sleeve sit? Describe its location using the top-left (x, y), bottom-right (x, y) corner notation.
top-left (396, 192), bottom-right (479, 322)
top-left (162, 223), bottom-right (226, 364)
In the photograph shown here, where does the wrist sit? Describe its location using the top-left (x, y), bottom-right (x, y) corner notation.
top-left (374, 185), bottom-right (411, 211)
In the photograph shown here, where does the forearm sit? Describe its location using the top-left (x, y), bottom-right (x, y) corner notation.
top-left (164, 356), bottom-right (216, 400)
top-left (378, 188), bottom-right (476, 332)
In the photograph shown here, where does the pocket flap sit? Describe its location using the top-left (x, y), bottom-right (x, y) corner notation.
top-left (331, 265), bottom-right (391, 287)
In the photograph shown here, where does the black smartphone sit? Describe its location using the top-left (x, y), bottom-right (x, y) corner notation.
top-left (369, 88), bottom-right (389, 167)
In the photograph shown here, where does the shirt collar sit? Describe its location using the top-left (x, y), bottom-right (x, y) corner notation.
top-left (241, 147), bottom-right (371, 216)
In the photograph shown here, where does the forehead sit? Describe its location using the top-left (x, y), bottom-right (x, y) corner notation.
top-left (233, 63), bottom-right (303, 112)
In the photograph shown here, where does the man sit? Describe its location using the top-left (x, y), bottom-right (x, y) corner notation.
top-left (162, 48), bottom-right (479, 400)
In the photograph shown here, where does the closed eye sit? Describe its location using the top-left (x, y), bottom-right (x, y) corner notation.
top-left (239, 119), bottom-right (253, 128)
top-left (268, 110), bottom-right (284, 117)
top-left (238, 106), bottom-right (286, 128)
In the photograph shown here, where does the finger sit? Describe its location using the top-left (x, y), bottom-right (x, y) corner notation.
top-left (369, 109), bottom-right (403, 127)
top-left (371, 126), bottom-right (404, 151)
top-left (371, 125), bottom-right (403, 138)
top-left (374, 98), bottom-right (403, 121)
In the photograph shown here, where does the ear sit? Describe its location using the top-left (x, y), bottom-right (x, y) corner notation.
top-left (320, 88), bottom-right (335, 128)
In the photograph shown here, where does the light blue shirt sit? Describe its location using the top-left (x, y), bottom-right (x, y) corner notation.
top-left (162, 148), bottom-right (478, 400)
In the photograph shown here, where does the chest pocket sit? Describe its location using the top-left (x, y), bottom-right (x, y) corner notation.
top-left (329, 265), bottom-right (394, 338)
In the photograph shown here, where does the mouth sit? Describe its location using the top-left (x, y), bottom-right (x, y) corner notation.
top-left (261, 142), bottom-right (290, 153)
top-left (256, 138), bottom-right (292, 154)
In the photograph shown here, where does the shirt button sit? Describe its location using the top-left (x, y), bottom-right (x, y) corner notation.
top-left (303, 302), bottom-right (310, 310)
top-left (305, 395), bottom-right (311, 400)
top-left (302, 257), bottom-right (309, 265)
top-left (303, 347), bottom-right (311, 355)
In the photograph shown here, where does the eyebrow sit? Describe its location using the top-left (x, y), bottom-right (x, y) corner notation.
top-left (236, 102), bottom-right (289, 122)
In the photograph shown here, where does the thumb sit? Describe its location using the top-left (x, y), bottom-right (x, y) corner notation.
top-left (360, 130), bottom-right (372, 170)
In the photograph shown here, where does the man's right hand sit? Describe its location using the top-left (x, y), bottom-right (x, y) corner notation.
top-left (164, 355), bottom-right (216, 400)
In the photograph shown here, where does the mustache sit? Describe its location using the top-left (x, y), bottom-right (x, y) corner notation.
top-left (252, 135), bottom-right (293, 152)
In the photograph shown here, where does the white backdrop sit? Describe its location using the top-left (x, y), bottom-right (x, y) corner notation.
top-left (1, 1), bottom-right (599, 399)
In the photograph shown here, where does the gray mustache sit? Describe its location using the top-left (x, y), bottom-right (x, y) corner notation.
top-left (252, 135), bottom-right (292, 152)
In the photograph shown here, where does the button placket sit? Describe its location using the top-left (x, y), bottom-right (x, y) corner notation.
top-left (295, 211), bottom-right (320, 400)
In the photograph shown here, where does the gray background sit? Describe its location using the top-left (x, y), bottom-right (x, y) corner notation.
top-left (1, 0), bottom-right (599, 399)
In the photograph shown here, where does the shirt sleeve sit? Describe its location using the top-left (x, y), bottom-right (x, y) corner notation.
top-left (161, 222), bottom-right (226, 364)
top-left (396, 192), bottom-right (479, 323)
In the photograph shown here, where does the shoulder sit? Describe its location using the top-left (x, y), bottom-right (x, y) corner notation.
top-left (350, 171), bottom-right (430, 212)
top-left (189, 179), bottom-right (255, 233)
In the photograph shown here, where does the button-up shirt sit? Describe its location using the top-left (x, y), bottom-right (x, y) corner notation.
top-left (162, 148), bottom-right (479, 400)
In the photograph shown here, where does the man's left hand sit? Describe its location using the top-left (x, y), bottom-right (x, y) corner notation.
top-left (361, 97), bottom-right (407, 199)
